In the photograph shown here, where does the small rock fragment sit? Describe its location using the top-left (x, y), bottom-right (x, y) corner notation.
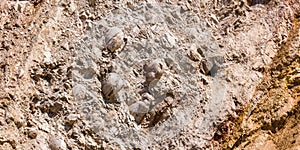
top-left (287, 73), bottom-right (300, 88)
top-left (1, 142), bottom-right (13, 150)
top-left (0, 50), bottom-right (7, 67)
top-left (18, 69), bottom-right (24, 78)
top-left (188, 50), bottom-right (201, 61)
top-left (209, 14), bottom-right (219, 24)
top-left (164, 96), bottom-right (174, 106)
top-left (162, 32), bottom-right (177, 49)
top-left (129, 101), bottom-right (149, 124)
top-left (200, 56), bottom-right (224, 76)
top-left (49, 102), bottom-right (63, 114)
top-left (105, 27), bottom-right (124, 52)
top-left (145, 72), bottom-right (156, 83)
top-left (9, 107), bottom-right (25, 128)
top-left (102, 73), bottom-right (126, 103)
top-left (48, 134), bottom-right (67, 150)
top-left (86, 136), bottom-right (97, 149)
top-left (28, 128), bottom-right (38, 139)
top-left (66, 114), bottom-right (80, 125)
top-left (144, 60), bottom-right (164, 83)
top-left (200, 59), bottom-right (212, 75)
top-left (148, 101), bottom-right (171, 127)
top-left (88, 0), bottom-right (96, 7)
top-left (79, 11), bottom-right (88, 20)
top-left (142, 93), bottom-right (155, 102)
top-left (43, 51), bottom-right (52, 64)
top-left (68, 1), bottom-right (76, 13)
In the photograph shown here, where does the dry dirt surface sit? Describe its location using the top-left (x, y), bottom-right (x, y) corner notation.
top-left (0, 0), bottom-right (299, 149)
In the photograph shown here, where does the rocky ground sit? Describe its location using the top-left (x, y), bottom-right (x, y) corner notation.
top-left (0, 0), bottom-right (299, 149)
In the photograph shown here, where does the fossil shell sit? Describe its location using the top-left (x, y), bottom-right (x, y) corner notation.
top-left (105, 27), bottom-right (124, 52)
top-left (102, 73), bottom-right (125, 103)
top-left (144, 60), bottom-right (164, 83)
top-left (129, 101), bottom-right (149, 124)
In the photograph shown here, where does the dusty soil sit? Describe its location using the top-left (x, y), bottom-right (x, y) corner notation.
top-left (0, 0), bottom-right (299, 149)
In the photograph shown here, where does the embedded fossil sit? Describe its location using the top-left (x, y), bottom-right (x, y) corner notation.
top-left (129, 101), bottom-right (149, 124)
top-left (105, 27), bottom-right (125, 52)
top-left (144, 60), bottom-right (164, 83)
top-left (101, 73), bottom-right (126, 103)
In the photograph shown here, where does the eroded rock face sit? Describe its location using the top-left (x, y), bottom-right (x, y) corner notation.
top-left (72, 2), bottom-right (226, 149)
top-left (1, 0), bottom-right (297, 149)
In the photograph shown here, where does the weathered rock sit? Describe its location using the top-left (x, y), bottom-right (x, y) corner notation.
top-left (101, 73), bottom-right (126, 103)
top-left (73, 2), bottom-right (217, 148)
top-left (105, 27), bottom-right (125, 52)
top-left (129, 101), bottom-right (149, 124)
top-left (27, 128), bottom-right (38, 139)
top-left (144, 60), bottom-right (164, 83)
top-left (0, 0), bottom-right (297, 149)
top-left (8, 107), bottom-right (25, 128)
top-left (48, 134), bottom-right (67, 150)
top-left (65, 114), bottom-right (80, 125)
top-left (49, 102), bottom-right (63, 114)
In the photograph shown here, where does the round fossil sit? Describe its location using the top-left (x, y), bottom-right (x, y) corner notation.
top-left (129, 101), bottom-right (149, 124)
top-left (101, 73), bottom-right (126, 103)
top-left (144, 60), bottom-right (164, 83)
top-left (105, 27), bottom-right (125, 52)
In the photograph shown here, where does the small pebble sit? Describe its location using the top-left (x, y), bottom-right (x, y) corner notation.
top-left (105, 27), bottom-right (124, 52)
top-left (144, 60), bottom-right (164, 83)
top-left (28, 129), bottom-right (38, 139)
top-left (102, 73), bottom-right (126, 103)
top-left (48, 134), bottom-right (67, 150)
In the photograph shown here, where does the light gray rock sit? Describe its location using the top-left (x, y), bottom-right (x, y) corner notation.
top-left (48, 134), bottom-right (67, 150)
top-left (65, 114), bottom-right (80, 125)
